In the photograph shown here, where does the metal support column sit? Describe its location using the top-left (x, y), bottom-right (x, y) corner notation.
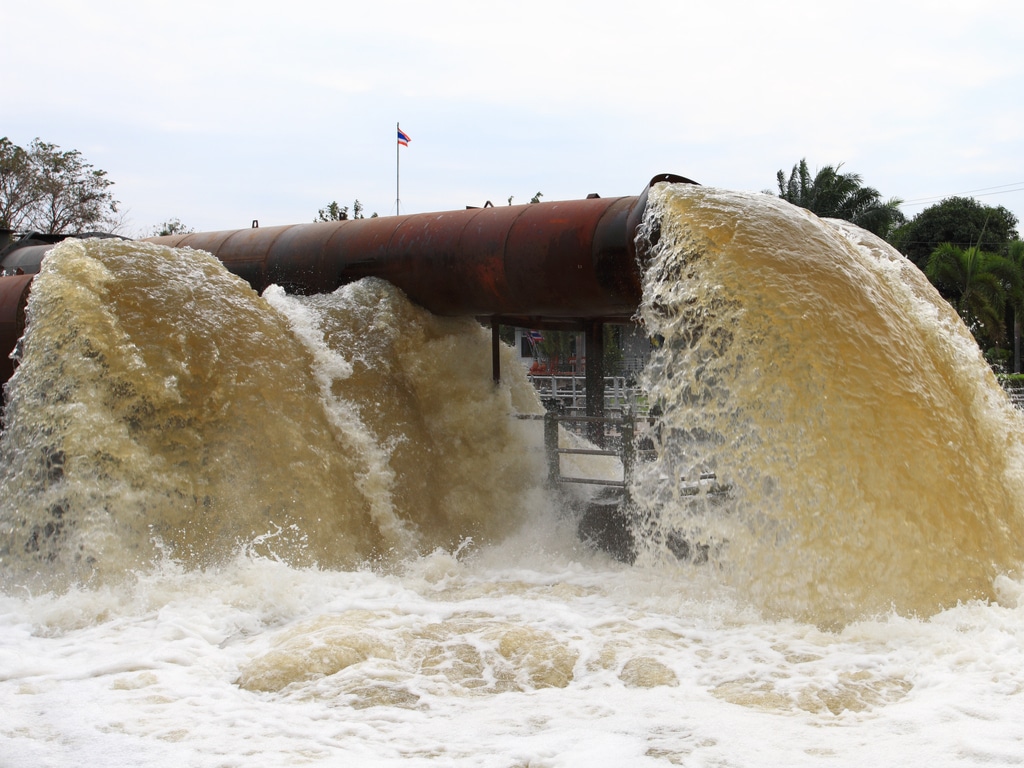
top-left (491, 319), bottom-right (501, 385)
top-left (544, 411), bottom-right (560, 485)
top-left (585, 321), bottom-right (605, 445)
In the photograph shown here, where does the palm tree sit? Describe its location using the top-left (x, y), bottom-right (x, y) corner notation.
top-left (926, 242), bottom-right (1023, 349)
top-left (776, 159), bottom-right (905, 238)
top-left (1007, 240), bottom-right (1024, 371)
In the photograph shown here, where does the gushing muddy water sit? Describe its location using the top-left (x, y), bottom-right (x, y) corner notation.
top-left (3, 183), bottom-right (1024, 766)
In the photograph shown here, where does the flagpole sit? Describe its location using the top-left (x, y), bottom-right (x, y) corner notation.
top-left (396, 124), bottom-right (410, 215)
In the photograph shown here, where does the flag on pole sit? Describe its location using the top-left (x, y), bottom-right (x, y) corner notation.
top-left (396, 123), bottom-right (409, 214)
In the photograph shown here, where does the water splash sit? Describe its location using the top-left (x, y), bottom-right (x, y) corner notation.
top-left (0, 239), bottom-right (545, 591)
top-left (633, 184), bottom-right (1024, 624)
top-left (4, 188), bottom-right (1023, 628)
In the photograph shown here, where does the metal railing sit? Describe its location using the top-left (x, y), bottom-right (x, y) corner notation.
top-left (543, 412), bottom-right (637, 490)
top-left (527, 374), bottom-right (644, 415)
top-left (519, 408), bottom-right (725, 494)
top-left (517, 410), bottom-right (654, 498)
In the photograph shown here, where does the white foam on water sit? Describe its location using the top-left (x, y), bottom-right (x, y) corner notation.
top-left (4, 552), bottom-right (1024, 767)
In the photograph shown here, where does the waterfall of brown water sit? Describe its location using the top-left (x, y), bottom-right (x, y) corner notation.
top-left (0, 239), bottom-right (544, 590)
top-left (633, 184), bottom-right (1024, 625)
top-left (4, 186), bottom-right (1023, 628)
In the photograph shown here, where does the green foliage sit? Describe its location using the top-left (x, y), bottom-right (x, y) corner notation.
top-left (1010, 239), bottom-right (1024, 270)
top-left (604, 325), bottom-right (624, 375)
top-left (0, 138), bottom-right (31, 231)
top-left (0, 137), bottom-right (119, 234)
top-left (151, 217), bottom-right (194, 237)
top-left (316, 199), bottom-right (377, 222)
top-left (316, 201), bottom-right (348, 221)
top-left (891, 196), bottom-right (1019, 268)
top-left (506, 192), bottom-right (544, 206)
top-left (531, 325), bottom-right (624, 375)
top-left (775, 158), bottom-right (905, 238)
top-left (537, 330), bottom-right (575, 365)
top-left (988, 347), bottom-right (1012, 372)
top-left (926, 242), bottom-right (1023, 348)
top-left (1007, 240), bottom-right (1024, 372)
top-left (497, 324), bottom-right (516, 345)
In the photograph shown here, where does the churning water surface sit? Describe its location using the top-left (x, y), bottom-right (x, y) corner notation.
top-left (3, 183), bottom-right (1024, 767)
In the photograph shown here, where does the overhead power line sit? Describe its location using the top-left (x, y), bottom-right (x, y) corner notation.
top-left (900, 182), bottom-right (1024, 209)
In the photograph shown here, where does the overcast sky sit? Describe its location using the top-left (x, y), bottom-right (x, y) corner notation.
top-left (6, 0), bottom-right (1023, 237)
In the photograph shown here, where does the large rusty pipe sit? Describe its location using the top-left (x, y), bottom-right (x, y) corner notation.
top-left (0, 274), bottom-right (33, 385)
top-left (147, 174), bottom-right (691, 326)
top-left (153, 196), bottom-right (639, 323)
top-left (0, 174), bottom-right (695, 388)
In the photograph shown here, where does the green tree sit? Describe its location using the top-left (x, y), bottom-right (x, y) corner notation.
top-left (0, 138), bottom-right (120, 234)
top-left (529, 325), bottom-right (623, 375)
top-left (891, 196), bottom-right (1019, 268)
top-left (775, 158), bottom-right (905, 238)
top-left (1008, 240), bottom-right (1024, 371)
top-left (925, 242), bottom-right (1023, 350)
top-left (0, 138), bottom-right (35, 231)
top-left (506, 192), bottom-right (543, 206)
top-left (315, 199), bottom-right (377, 222)
top-left (316, 201), bottom-right (349, 221)
top-left (151, 218), bottom-right (194, 237)
top-left (537, 330), bottom-right (576, 371)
